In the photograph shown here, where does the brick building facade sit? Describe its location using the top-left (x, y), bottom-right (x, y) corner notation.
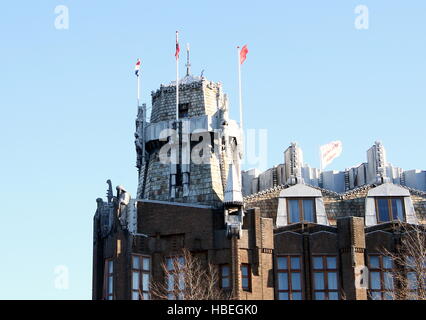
top-left (92, 72), bottom-right (426, 300)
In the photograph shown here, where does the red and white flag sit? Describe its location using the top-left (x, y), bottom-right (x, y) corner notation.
top-left (239, 44), bottom-right (248, 64)
top-left (175, 31), bottom-right (180, 60)
top-left (134, 58), bottom-right (141, 77)
top-left (320, 141), bottom-right (343, 170)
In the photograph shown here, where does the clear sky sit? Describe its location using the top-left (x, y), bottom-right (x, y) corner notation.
top-left (0, 1), bottom-right (425, 299)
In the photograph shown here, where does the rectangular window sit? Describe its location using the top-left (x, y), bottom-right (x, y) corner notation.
top-left (178, 103), bottom-right (190, 118)
top-left (287, 198), bottom-right (316, 224)
top-left (104, 259), bottom-right (114, 300)
top-left (220, 265), bottom-right (231, 290)
top-left (368, 255), bottom-right (394, 300)
top-left (375, 197), bottom-right (405, 223)
top-left (166, 256), bottom-right (185, 300)
top-left (276, 255), bottom-right (303, 300)
top-left (241, 264), bottom-right (251, 291)
top-left (131, 255), bottom-right (151, 300)
top-left (312, 256), bottom-right (339, 300)
top-left (404, 256), bottom-right (426, 300)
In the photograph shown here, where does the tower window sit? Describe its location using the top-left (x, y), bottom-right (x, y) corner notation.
top-left (375, 197), bottom-right (405, 223)
top-left (287, 198), bottom-right (316, 224)
top-left (179, 103), bottom-right (190, 118)
top-left (104, 259), bottom-right (114, 300)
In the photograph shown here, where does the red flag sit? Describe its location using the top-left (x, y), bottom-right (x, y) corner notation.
top-left (175, 31), bottom-right (180, 60)
top-left (240, 45), bottom-right (248, 64)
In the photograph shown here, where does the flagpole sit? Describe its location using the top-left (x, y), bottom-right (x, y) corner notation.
top-left (137, 72), bottom-right (140, 106)
top-left (176, 31), bottom-right (179, 121)
top-left (237, 46), bottom-right (243, 133)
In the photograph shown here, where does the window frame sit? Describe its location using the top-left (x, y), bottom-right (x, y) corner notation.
top-left (240, 264), bottom-right (252, 292)
top-left (286, 198), bottom-right (317, 224)
top-left (276, 255), bottom-right (303, 300)
top-left (375, 196), bottom-right (406, 223)
top-left (367, 254), bottom-right (394, 300)
top-left (219, 264), bottom-right (232, 290)
top-left (311, 255), bottom-right (339, 300)
top-left (402, 255), bottom-right (425, 300)
top-left (104, 259), bottom-right (114, 300)
top-left (131, 254), bottom-right (151, 300)
top-left (165, 255), bottom-right (185, 300)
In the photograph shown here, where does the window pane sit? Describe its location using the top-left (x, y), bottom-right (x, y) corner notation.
top-left (384, 293), bottom-right (393, 300)
top-left (369, 256), bottom-right (380, 269)
top-left (277, 257), bottom-right (288, 270)
top-left (383, 256), bottom-right (393, 269)
top-left (326, 257), bottom-right (337, 269)
top-left (278, 292), bottom-right (289, 300)
top-left (132, 256), bottom-right (140, 269)
top-left (142, 257), bottom-right (150, 271)
top-left (328, 272), bottom-right (338, 290)
top-left (314, 272), bottom-right (325, 290)
top-left (370, 292), bottom-right (382, 300)
top-left (142, 292), bottom-right (150, 300)
top-left (178, 272), bottom-right (185, 290)
top-left (166, 258), bottom-right (174, 271)
top-left (407, 272), bottom-right (417, 290)
top-left (222, 265), bottom-right (230, 277)
top-left (302, 199), bottom-right (315, 222)
top-left (242, 278), bottom-right (249, 289)
top-left (278, 273), bottom-right (288, 290)
top-left (167, 293), bottom-right (175, 300)
top-left (132, 271), bottom-right (140, 290)
top-left (107, 295), bottom-right (113, 300)
top-left (313, 257), bottom-right (323, 269)
top-left (289, 200), bottom-right (300, 223)
top-left (167, 275), bottom-right (174, 291)
top-left (315, 292), bottom-right (325, 300)
top-left (291, 273), bottom-right (301, 290)
top-left (222, 278), bottom-right (230, 289)
top-left (178, 257), bottom-right (185, 268)
top-left (241, 265), bottom-right (249, 276)
top-left (142, 273), bottom-right (149, 290)
top-left (108, 276), bottom-right (113, 294)
top-left (370, 272), bottom-right (381, 290)
top-left (377, 198), bottom-right (390, 222)
top-left (392, 198), bottom-right (404, 221)
top-left (132, 291), bottom-right (139, 300)
top-left (292, 292), bottom-right (302, 300)
top-left (108, 260), bottom-right (113, 273)
top-left (406, 256), bottom-right (415, 268)
top-left (384, 272), bottom-right (394, 290)
top-left (290, 257), bottom-right (300, 270)
top-left (329, 292), bottom-right (339, 300)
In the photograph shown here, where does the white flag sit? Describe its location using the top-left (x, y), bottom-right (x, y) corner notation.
top-left (320, 140), bottom-right (343, 170)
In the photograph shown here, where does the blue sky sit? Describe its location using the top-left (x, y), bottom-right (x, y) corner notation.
top-left (0, 1), bottom-right (425, 299)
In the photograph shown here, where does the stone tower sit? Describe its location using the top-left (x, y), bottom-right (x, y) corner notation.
top-left (134, 74), bottom-right (242, 207)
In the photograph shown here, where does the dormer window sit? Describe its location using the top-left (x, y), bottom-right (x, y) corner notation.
top-left (287, 198), bottom-right (316, 223)
top-left (375, 197), bottom-right (405, 223)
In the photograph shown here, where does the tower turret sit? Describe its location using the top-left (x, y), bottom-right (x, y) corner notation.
top-left (135, 75), bottom-right (242, 207)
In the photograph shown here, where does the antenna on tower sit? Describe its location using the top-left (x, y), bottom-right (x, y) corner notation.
top-left (186, 43), bottom-right (191, 76)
